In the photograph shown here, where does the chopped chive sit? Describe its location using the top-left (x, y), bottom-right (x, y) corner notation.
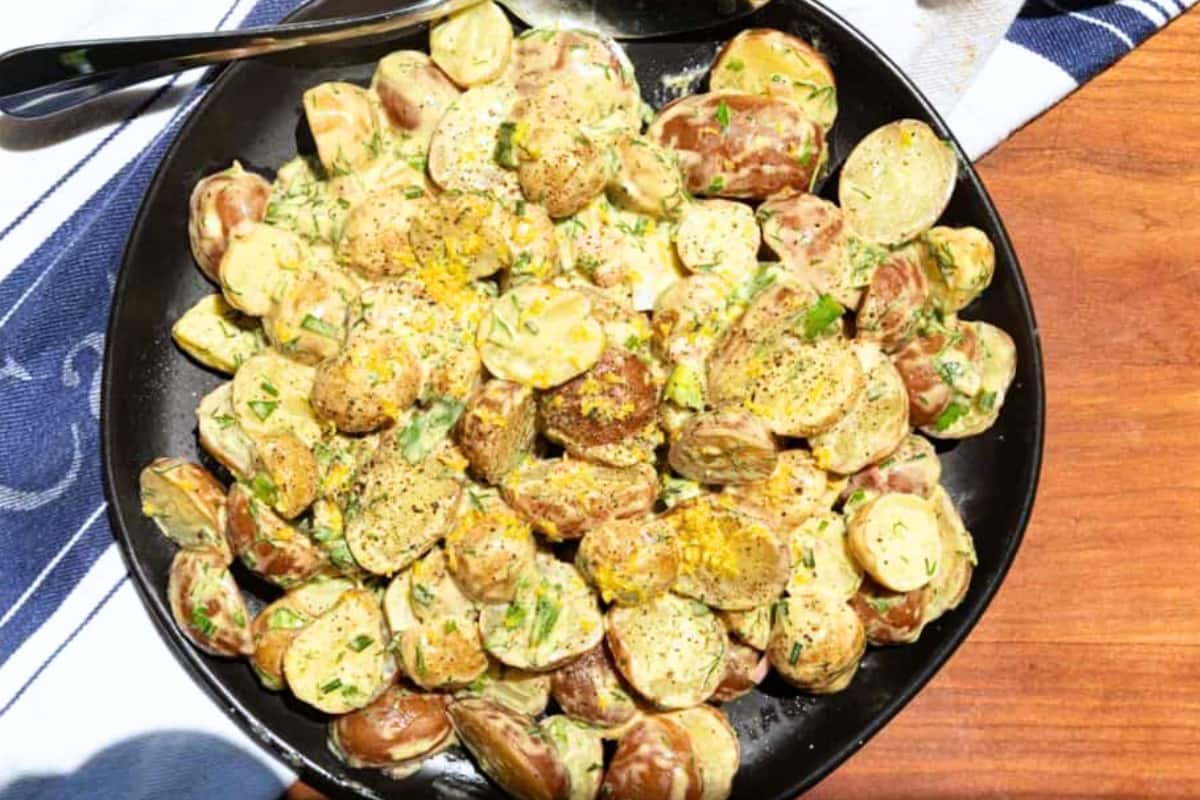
top-left (935, 402), bottom-right (969, 431)
top-left (300, 314), bottom-right (339, 338)
top-left (789, 642), bottom-right (803, 665)
top-left (191, 605), bottom-right (216, 638)
top-left (247, 400), bottom-right (277, 421)
top-left (714, 99), bottom-right (732, 131)
top-left (403, 185), bottom-right (424, 199)
top-left (319, 677), bottom-right (342, 693)
top-left (801, 294), bottom-right (844, 339)
top-left (260, 380), bottom-right (279, 397)
top-left (348, 635), bottom-right (374, 652)
top-left (269, 607), bottom-right (306, 630)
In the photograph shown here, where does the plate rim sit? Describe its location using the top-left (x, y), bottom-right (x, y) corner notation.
top-left (100, 1), bottom-right (1046, 796)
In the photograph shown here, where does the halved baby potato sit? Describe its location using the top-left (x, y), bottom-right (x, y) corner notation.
top-left (576, 515), bottom-right (679, 606)
top-left (665, 705), bottom-right (740, 800)
top-left (302, 81), bottom-right (380, 176)
top-left (540, 715), bottom-right (605, 800)
top-left (607, 134), bottom-right (688, 219)
top-left (329, 686), bottom-right (453, 769)
top-left (855, 252), bottom-right (929, 353)
top-left (757, 192), bottom-right (861, 310)
top-left (188, 162), bottom-right (271, 282)
top-left (846, 492), bottom-right (942, 593)
top-left (478, 284), bottom-right (606, 389)
top-left (397, 612), bottom-right (490, 690)
top-left (458, 379), bottom-right (538, 484)
top-left (382, 569), bottom-right (421, 639)
top-left (196, 383), bottom-right (257, 480)
top-left (540, 348), bottom-right (659, 458)
top-left (448, 698), bottom-right (571, 800)
top-left (850, 578), bottom-right (928, 646)
top-left (606, 591), bottom-right (726, 709)
top-left (601, 715), bottom-right (702, 800)
top-left (231, 350), bottom-right (321, 447)
top-left (846, 432), bottom-right (941, 500)
top-left (710, 28), bottom-right (837, 129)
top-left (722, 449), bottom-right (827, 530)
top-left (667, 497), bottom-right (790, 610)
top-left (219, 222), bottom-right (308, 317)
top-left (480, 553), bottom-right (605, 671)
top-left (517, 120), bottom-right (611, 219)
top-left (786, 512), bottom-right (862, 600)
top-left (310, 330), bottom-right (422, 434)
top-left (501, 459), bottom-right (657, 540)
top-left (263, 268), bottom-right (356, 365)
top-left (675, 199), bottom-right (760, 284)
top-left (428, 85), bottom-right (521, 198)
top-left (249, 576), bottom-right (354, 690)
top-left (652, 273), bottom-right (739, 367)
top-left (410, 190), bottom-right (513, 280)
top-left (810, 341), bottom-right (909, 475)
top-left (839, 119), bottom-right (958, 246)
top-left (253, 431), bottom-right (318, 519)
top-left (371, 50), bottom-right (460, 140)
top-left (283, 588), bottom-right (393, 714)
top-left (668, 407), bottom-right (778, 485)
top-left (336, 188), bottom-right (424, 278)
top-left (409, 545), bottom-right (477, 621)
top-left (550, 642), bottom-right (639, 729)
top-left (649, 91), bottom-right (825, 200)
top-left (922, 321), bottom-right (1017, 439)
top-left (924, 485), bottom-right (976, 624)
top-left (718, 604), bottom-right (772, 651)
top-left (921, 226), bottom-right (995, 312)
top-left (890, 318), bottom-right (978, 427)
top-left (445, 490), bottom-right (536, 603)
top-left (430, 0), bottom-right (513, 87)
top-left (168, 548), bottom-right (252, 657)
top-left (768, 591), bottom-right (865, 693)
top-left (344, 439), bottom-right (464, 575)
top-left (226, 482), bottom-right (330, 588)
top-left (711, 640), bottom-right (769, 703)
top-left (456, 660), bottom-right (553, 717)
top-left (139, 458), bottom-right (230, 560)
top-left (172, 294), bottom-right (263, 374)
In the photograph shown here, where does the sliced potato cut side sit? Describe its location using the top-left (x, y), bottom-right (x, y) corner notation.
top-left (718, 604), bottom-right (772, 651)
top-left (839, 119), bottom-right (957, 246)
top-left (710, 28), bottom-right (837, 129)
top-left (302, 81), bottom-right (380, 176)
top-left (219, 223), bottom-right (308, 317)
top-left (923, 321), bottom-right (1017, 439)
top-left (196, 383), bottom-right (257, 480)
top-left (665, 705), bottom-right (740, 800)
top-left (668, 408), bottom-right (778, 485)
top-left (397, 612), bottom-right (489, 690)
top-left (139, 458), bottom-right (230, 558)
top-left (540, 715), bottom-right (605, 800)
top-left (430, 0), bottom-right (513, 87)
top-left (921, 225), bottom-right (995, 312)
top-left (230, 350), bottom-right (321, 447)
top-left (478, 284), bottom-right (605, 389)
top-left (428, 85), bottom-right (521, 198)
top-left (847, 492), bottom-right (941, 592)
top-left (606, 591), bottom-right (726, 709)
top-left (675, 199), bottom-right (760, 284)
top-left (382, 570), bottom-right (421, 638)
top-left (172, 294), bottom-right (263, 374)
top-left (283, 589), bottom-right (391, 714)
top-left (722, 449), bottom-right (827, 530)
top-left (786, 512), bottom-right (862, 600)
top-left (168, 548), bottom-right (251, 657)
top-left (501, 458), bottom-right (658, 540)
top-left (576, 516), bottom-right (679, 606)
top-left (409, 546), bottom-right (476, 622)
top-left (810, 341), bottom-right (909, 475)
top-left (768, 592), bottom-right (864, 693)
top-left (924, 485), bottom-right (976, 623)
top-left (456, 661), bottom-right (552, 717)
top-left (479, 553), bottom-right (605, 671)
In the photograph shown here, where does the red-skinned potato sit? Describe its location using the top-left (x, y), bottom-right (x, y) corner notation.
top-left (847, 433), bottom-right (941, 500)
top-left (668, 407), bottom-right (778, 485)
top-left (550, 643), bottom-right (639, 729)
top-left (516, 121), bottom-right (610, 219)
top-left (249, 577), bottom-right (354, 690)
top-left (757, 192), bottom-right (863, 310)
top-left (448, 698), bottom-right (571, 800)
top-left (850, 578), bottom-right (929, 646)
top-left (302, 82), bottom-right (379, 176)
top-left (649, 91), bottom-right (824, 200)
top-left (501, 459), bottom-right (657, 540)
top-left (665, 705), bottom-right (740, 800)
top-left (188, 162), bottom-right (270, 283)
top-left (371, 51), bottom-right (460, 139)
top-left (226, 482), bottom-right (331, 588)
top-left (330, 686), bottom-right (453, 768)
top-left (856, 253), bottom-right (929, 353)
top-left (444, 491), bottom-right (536, 604)
top-left (458, 379), bottom-right (538, 485)
top-left (892, 319), bottom-right (981, 427)
top-left (601, 715), bottom-right (702, 800)
top-left (540, 349), bottom-right (659, 453)
top-left (139, 458), bottom-right (231, 562)
top-left (711, 640), bottom-right (769, 703)
top-left (167, 548), bottom-right (252, 657)
top-left (310, 330), bottom-right (423, 434)
top-left (576, 516), bottom-right (679, 606)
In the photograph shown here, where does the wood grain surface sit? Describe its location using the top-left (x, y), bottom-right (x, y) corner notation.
top-left (809, 8), bottom-right (1200, 798)
top-left (288, 9), bottom-right (1200, 800)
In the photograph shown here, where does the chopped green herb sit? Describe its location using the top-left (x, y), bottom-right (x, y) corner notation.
top-left (847, 488), bottom-right (867, 506)
top-left (300, 314), bottom-right (339, 338)
top-left (935, 402), bottom-right (969, 432)
top-left (925, 558), bottom-right (937, 577)
top-left (979, 390), bottom-right (998, 413)
top-left (250, 472), bottom-right (277, 506)
top-left (867, 596), bottom-right (893, 615)
top-left (444, 619), bottom-right (458, 634)
top-left (801, 546), bottom-right (816, 571)
top-left (714, 99), bottom-right (732, 131)
top-left (724, 58), bottom-right (745, 72)
top-left (269, 607), bottom-right (306, 630)
top-left (349, 635), bottom-right (374, 652)
top-left (191, 605), bottom-right (216, 638)
top-left (232, 608), bottom-right (246, 628)
top-left (531, 596), bottom-right (561, 646)
top-left (495, 121), bottom-right (520, 168)
top-left (319, 677), bottom-right (343, 694)
top-left (404, 185), bottom-right (424, 199)
top-left (212, 412), bottom-right (236, 430)
top-left (706, 175), bottom-right (726, 194)
top-left (398, 397), bottom-right (465, 464)
top-left (504, 602), bottom-right (527, 630)
top-left (665, 363), bottom-right (704, 411)
top-left (801, 294), bottom-right (844, 339)
top-left (523, 320), bottom-right (541, 335)
top-left (788, 641), bottom-right (803, 665)
top-left (259, 380), bottom-right (279, 397)
top-left (247, 400), bottom-right (277, 421)
top-left (412, 583), bottom-right (435, 606)
top-left (414, 642), bottom-right (428, 676)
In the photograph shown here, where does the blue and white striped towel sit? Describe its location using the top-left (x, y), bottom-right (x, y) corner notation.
top-left (0, 1), bottom-right (1192, 796)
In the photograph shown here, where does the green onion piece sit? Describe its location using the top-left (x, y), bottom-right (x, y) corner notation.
top-left (247, 400), bottom-right (278, 421)
top-left (714, 99), bottom-right (732, 130)
top-left (300, 314), bottom-right (339, 338)
top-left (319, 678), bottom-right (343, 694)
top-left (269, 607), bottom-right (306, 630)
top-left (802, 294), bottom-right (844, 339)
top-left (348, 635), bottom-right (374, 652)
top-left (495, 121), bottom-right (519, 168)
top-left (935, 402), bottom-right (969, 432)
top-left (191, 605), bottom-right (216, 638)
top-left (789, 641), bottom-right (803, 665)
top-left (531, 596), bottom-right (561, 646)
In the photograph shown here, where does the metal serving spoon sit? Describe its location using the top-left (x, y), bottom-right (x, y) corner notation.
top-left (0, 0), bottom-right (772, 119)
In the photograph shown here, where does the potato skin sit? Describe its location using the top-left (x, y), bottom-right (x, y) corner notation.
top-left (850, 579), bottom-right (929, 646)
top-left (576, 516), bottom-right (679, 606)
top-left (856, 252), bottom-right (929, 353)
top-left (396, 613), bottom-right (489, 690)
top-left (649, 91), bottom-right (824, 199)
top-left (601, 716), bottom-right (703, 800)
top-left (711, 641), bottom-right (768, 703)
top-left (167, 548), bottom-right (252, 657)
top-left (668, 408), bottom-right (778, 485)
top-left (330, 687), bottom-right (452, 768)
top-left (254, 432), bottom-right (318, 519)
top-left (336, 189), bottom-right (424, 278)
top-left (710, 28), bottom-right (837, 129)
top-left (225, 482), bottom-right (330, 588)
top-left (372, 50), bottom-right (460, 138)
top-left (550, 643), bottom-right (639, 729)
top-left (502, 459), bottom-right (657, 540)
top-left (448, 698), bottom-right (571, 800)
top-left (188, 162), bottom-right (270, 282)
top-left (722, 449), bottom-right (827, 530)
top-left (768, 592), bottom-right (865, 693)
top-left (264, 268), bottom-right (355, 365)
top-left (608, 134), bottom-right (688, 218)
top-left (892, 319), bottom-right (981, 427)
top-left (302, 82), bottom-right (379, 176)
top-left (758, 192), bottom-right (862, 309)
top-left (847, 433), bottom-right (941, 500)
top-left (310, 331), bottom-right (422, 434)
top-left (139, 458), bottom-right (230, 561)
top-left (540, 349), bottom-right (658, 451)
top-left (458, 380), bottom-right (538, 484)
top-left (517, 122), bottom-right (610, 219)
top-left (445, 492), bottom-right (536, 603)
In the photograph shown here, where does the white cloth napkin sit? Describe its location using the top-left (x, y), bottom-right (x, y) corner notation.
top-left (0, 0), bottom-right (1191, 796)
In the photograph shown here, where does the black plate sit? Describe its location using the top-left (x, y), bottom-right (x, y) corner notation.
top-left (101, 1), bottom-right (1045, 797)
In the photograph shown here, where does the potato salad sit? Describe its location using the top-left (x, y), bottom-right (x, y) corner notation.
top-left (141, 4), bottom-right (1015, 798)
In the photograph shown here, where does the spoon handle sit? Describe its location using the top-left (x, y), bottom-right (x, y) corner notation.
top-left (0, 0), bottom-right (476, 119)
